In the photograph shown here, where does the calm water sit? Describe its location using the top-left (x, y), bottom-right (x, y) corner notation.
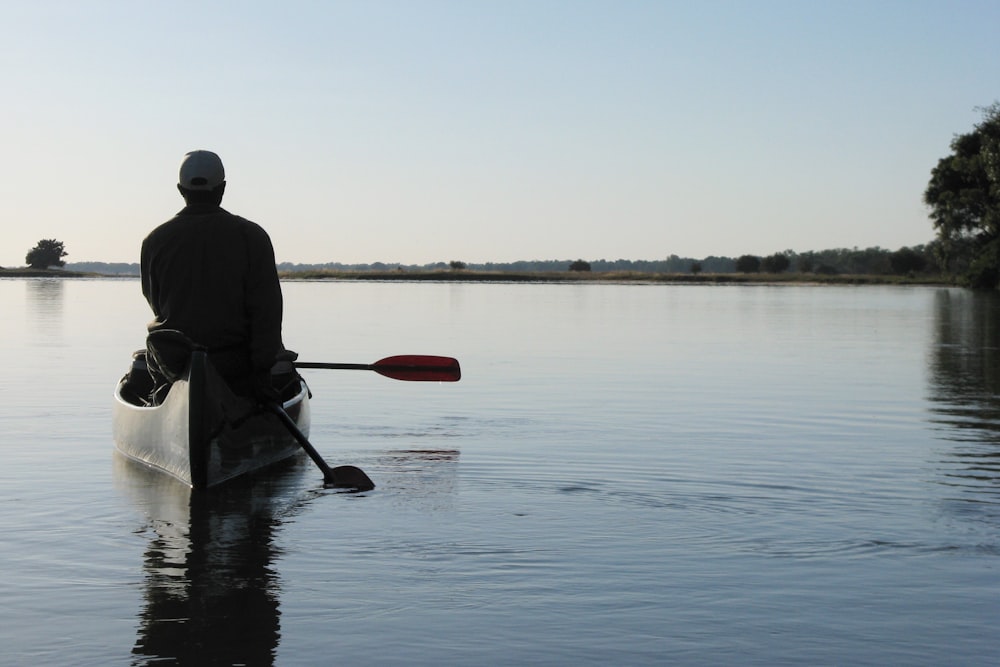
top-left (0, 277), bottom-right (997, 666)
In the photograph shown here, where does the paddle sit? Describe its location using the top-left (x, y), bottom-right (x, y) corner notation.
top-left (295, 355), bottom-right (461, 382)
top-left (267, 403), bottom-right (375, 492)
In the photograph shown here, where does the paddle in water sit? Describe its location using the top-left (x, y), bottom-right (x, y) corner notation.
top-left (280, 354), bottom-right (460, 490)
top-left (267, 403), bottom-right (375, 492)
top-left (296, 355), bottom-right (461, 382)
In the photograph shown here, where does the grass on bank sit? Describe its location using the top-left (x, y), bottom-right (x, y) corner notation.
top-left (0, 266), bottom-right (953, 285)
top-left (278, 267), bottom-right (953, 285)
top-left (0, 267), bottom-right (94, 278)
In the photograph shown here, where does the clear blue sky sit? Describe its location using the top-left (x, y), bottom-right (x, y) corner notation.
top-left (1, 1), bottom-right (998, 266)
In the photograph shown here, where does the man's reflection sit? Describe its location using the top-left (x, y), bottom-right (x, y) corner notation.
top-left (118, 456), bottom-right (304, 665)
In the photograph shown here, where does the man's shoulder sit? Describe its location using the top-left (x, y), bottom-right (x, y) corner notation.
top-left (220, 209), bottom-right (272, 239)
top-left (151, 207), bottom-right (262, 228)
top-left (143, 212), bottom-right (186, 242)
top-left (223, 209), bottom-right (261, 227)
top-left (143, 207), bottom-right (271, 246)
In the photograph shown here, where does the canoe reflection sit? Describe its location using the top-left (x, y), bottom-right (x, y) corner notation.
top-left (115, 453), bottom-right (308, 666)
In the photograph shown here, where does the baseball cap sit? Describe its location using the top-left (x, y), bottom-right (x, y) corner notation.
top-left (178, 150), bottom-right (225, 190)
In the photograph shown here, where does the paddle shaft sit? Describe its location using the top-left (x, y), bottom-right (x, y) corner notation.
top-left (296, 355), bottom-right (461, 382)
top-left (295, 362), bottom-right (371, 371)
top-left (267, 403), bottom-right (375, 491)
top-left (268, 403), bottom-right (334, 478)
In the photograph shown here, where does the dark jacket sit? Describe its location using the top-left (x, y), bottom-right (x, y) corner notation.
top-left (140, 204), bottom-right (284, 385)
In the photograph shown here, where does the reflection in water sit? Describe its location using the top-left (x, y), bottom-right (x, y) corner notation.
top-left (115, 455), bottom-right (308, 666)
top-left (928, 289), bottom-right (1000, 507)
top-left (25, 278), bottom-right (64, 346)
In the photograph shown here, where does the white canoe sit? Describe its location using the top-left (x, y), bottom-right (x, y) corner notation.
top-left (113, 350), bottom-right (310, 489)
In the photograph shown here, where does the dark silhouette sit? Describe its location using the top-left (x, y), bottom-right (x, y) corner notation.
top-left (141, 150), bottom-right (288, 402)
top-left (25, 239), bottom-right (67, 269)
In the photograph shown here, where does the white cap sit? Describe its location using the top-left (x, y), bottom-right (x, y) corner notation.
top-left (178, 150), bottom-right (225, 190)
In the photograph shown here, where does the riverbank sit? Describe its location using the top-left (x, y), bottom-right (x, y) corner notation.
top-left (277, 268), bottom-right (954, 286)
top-left (0, 268), bottom-right (95, 278)
top-left (1, 266), bottom-right (954, 285)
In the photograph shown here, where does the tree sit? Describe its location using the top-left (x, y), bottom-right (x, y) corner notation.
top-left (690, 261), bottom-right (702, 275)
top-left (761, 253), bottom-right (791, 273)
top-left (449, 260), bottom-right (467, 270)
top-left (735, 255), bottom-right (761, 273)
top-left (25, 239), bottom-right (67, 269)
top-left (796, 253), bottom-right (816, 273)
top-left (889, 247), bottom-right (927, 275)
top-left (924, 102), bottom-right (1000, 287)
top-left (568, 259), bottom-right (591, 272)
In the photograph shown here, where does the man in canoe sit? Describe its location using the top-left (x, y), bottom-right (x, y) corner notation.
top-left (139, 150), bottom-right (290, 404)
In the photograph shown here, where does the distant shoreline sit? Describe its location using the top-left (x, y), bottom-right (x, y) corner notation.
top-left (278, 269), bottom-right (953, 286)
top-left (0, 268), bottom-right (96, 278)
top-left (0, 266), bottom-right (953, 286)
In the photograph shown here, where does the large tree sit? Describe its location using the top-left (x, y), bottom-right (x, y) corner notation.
top-left (25, 239), bottom-right (68, 269)
top-left (924, 102), bottom-right (1000, 287)
top-left (761, 252), bottom-right (791, 273)
top-left (735, 254), bottom-right (761, 273)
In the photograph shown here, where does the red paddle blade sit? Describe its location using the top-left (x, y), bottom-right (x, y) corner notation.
top-left (371, 355), bottom-right (462, 382)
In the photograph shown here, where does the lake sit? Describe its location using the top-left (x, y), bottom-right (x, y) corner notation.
top-left (0, 277), bottom-right (997, 665)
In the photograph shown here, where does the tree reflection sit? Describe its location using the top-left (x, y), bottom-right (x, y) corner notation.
top-left (928, 289), bottom-right (1000, 497)
top-left (118, 457), bottom-right (306, 666)
top-left (25, 278), bottom-right (64, 347)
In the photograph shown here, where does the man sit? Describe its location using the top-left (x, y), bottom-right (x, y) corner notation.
top-left (141, 150), bottom-right (286, 402)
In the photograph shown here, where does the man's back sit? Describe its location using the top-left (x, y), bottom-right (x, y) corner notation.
top-left (141, 203), bottom-right (283, 387)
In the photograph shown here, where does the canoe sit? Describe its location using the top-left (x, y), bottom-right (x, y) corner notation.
top-left (113, 350), bottom-right (311, 490)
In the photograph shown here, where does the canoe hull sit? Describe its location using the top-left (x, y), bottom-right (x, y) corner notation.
top-left (113, 351), bottom-right (310, 489)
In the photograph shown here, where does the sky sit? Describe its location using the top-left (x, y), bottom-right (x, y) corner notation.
top-left (1, 0), bottom-right (998, 267)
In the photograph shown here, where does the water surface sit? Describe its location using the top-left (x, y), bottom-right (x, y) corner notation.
top-left (0, 278), bottom-right (997, 665)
